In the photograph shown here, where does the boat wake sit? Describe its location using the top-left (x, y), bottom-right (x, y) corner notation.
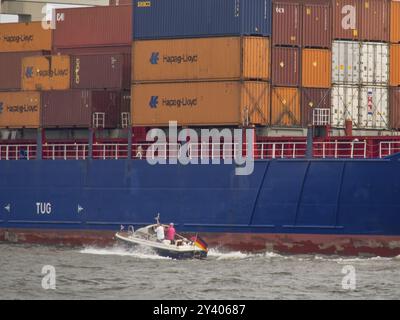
top-left (79, 245), bottom-right (172, 260)
top-left (79, 246), bottom-right (400, 262)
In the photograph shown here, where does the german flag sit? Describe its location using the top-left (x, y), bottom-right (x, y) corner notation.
top-left (193, 236), bottom-right (208, 252)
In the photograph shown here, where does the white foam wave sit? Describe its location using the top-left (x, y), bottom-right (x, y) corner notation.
top-left (79, 246), bottom-right (171, 260)
top-left (207, 248), bottom-right (286, 260)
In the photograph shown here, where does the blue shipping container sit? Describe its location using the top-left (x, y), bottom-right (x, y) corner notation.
top-left (133, 0), bottom-right (272, 39)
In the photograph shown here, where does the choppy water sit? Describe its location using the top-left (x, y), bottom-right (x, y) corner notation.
top-left (1, 243), bottom-right (400, 300)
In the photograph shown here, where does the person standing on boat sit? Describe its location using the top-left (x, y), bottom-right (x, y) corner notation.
top-left (155, 223), bottom-right (165, 242)
top-left (166, 223), bottom-right (176, 244)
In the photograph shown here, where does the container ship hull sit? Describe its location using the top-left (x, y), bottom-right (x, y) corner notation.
top-left (1, 158), bottom-right (400, 257)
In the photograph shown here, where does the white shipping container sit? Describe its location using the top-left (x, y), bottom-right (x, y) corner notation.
top-left (331, 86), bottom-right (388, 129)
top-left (331, 86), bottom-right (359, 127)
top-left (360, 42), bottom-right (389, 85)
top-left (332, 41), bottom-right (360, 85)
top-left (359, 87), bottom-right (388, 129)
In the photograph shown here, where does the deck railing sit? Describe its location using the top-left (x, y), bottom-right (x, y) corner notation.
top-left (0, 140), bottom-right (382, 161)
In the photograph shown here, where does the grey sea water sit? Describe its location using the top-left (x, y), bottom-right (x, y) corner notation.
top-left (0, 243), bottom-right (399, 300)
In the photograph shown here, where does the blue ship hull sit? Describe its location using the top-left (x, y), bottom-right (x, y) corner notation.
top-left (1, 157), bottom-right (400, 256)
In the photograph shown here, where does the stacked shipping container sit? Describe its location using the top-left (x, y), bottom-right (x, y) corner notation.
top-left (131, 0), bottom-right (272, 127)
top-left (0, 6), bottom-right (132, 130)
top-left (390, 0), bottom-right (400, 129)
top-left (47, 5), bottom-right (133, 129)
top-left (331, 0), bottom-right (390, 130)
top-left (0, 22), bottom-right (51, 129)
top-left (271, 1), bottom-right (332, 127)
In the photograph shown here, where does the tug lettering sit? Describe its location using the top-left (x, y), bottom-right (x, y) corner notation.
top-left (36, 202), bottom-right (52, 215)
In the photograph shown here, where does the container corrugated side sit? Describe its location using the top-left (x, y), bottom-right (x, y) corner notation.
top-left (53, 6), bottom-right (132, 48)
top-left (391, 1), bottom-right (400, 43)
top-left (271, 87), bottom-right (301, 126)
top-left (359, 0), bottom-right (389, 42)
top-left (332, 41), bottom-right (360, 84)
top-left (331, 85), bottom-right (359, 128)
top-left (71, 54), bottom-right (128, 89)
top-left (0, 22), bottom-right (52, 52)
top-left (0, 91), bottom-right (41, 128)
top-left (54, 46), bottom-right (131, 90)
top-left (302, 49), bottom-right (331, 88)
top-left (272, 2), bottom-right (301, 47)
top-left (389, 87), bottom-right (400, 129)
top-left (271, 47), bottom-right (300, 87)
top-left (360, 42), bottom-right (389, 85)
top-left (301, 88), bottom-right (331, 127)
top-left (333, 0), bottom-right (360, 40)
top-left (331, 85), bottom-right (388, 129)
top-left (41, 90), bottom-right (90, 128)
top-left (133, 0), bottom-right (272, 39)
top-left (0, 51), bottom-right (47, 90)
top-left (302, 3), bottom-right (332, 48)
top-left (132, 37), bottom-right (270, 82)
top-left (21, 55), bottom-right (71, 91)
top-left (41, 89), bottom-right (127, 129)
top-left (359, 86), bottom-right (388, 129)
top-left (390, 44), bottom-right (400, 86)
top-left (131, 81), bottom-right (270, 126)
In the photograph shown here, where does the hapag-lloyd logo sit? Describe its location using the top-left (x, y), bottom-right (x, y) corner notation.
top-left (150, 52), bottom-right (198, 65)
top-left (6, 104), bottom-right (38, 113)
top-left (2, 34), bottom-right (34, 43)
top-left (149, 96), bottom-right (197, 108)
top-left (25, 66), bottom-right (69, 78)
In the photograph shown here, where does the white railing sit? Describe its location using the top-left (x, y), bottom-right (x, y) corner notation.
top-left (43, 144), bottom-right (88, 160)
top-left (379, 141), bottom-right (400, 158)
top-left (313, 140), bottom-right (367, 159)
top-left (0, 140), bottom-right (379, 161)
top-left (0, 144), bottom-right (36, 160)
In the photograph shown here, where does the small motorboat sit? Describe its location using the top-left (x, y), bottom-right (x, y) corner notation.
top-left (115, 216), bottom-right (208, 260)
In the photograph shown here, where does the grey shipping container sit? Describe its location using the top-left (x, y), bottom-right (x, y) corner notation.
top-left (272, 47), bottom-right (300, 86)
top-left (41, 90), bottom-right (128, 128)
top-left (133, 0), bottom-right (272, 39)
top-left (71, 54), bottom-right (130, 89)
top-left (0, 51), bottom-right (49, 90)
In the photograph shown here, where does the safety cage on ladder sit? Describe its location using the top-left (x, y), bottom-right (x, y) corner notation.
top-left (92, 112), bottom-right (105, 129)
top-left (121, 112), bottom-right (131, 129)
top-left (312, 108), bottom-right (330, 126)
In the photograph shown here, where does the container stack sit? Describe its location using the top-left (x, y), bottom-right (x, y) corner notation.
top-left (331, 0), bottom-right (389, 131)
top-left (47, 5), bottom-right (133, 129)
top-left (271, 0), bottom-right (332, 128)
top-left (390, 0), bottom-right (400, 129)
top-left (131, 0), bottom-right (272, 127)
top-left (0, 22), bottom-right (51, 129)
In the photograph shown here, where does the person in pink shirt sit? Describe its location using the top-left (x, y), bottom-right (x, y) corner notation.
top-left (166, 223), bottom-right (176, 244)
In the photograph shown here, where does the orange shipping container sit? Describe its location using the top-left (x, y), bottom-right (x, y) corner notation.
top-left (131, 81), bottom-right (270, 126)
top-left (0, 22), bottom-right (52, 53)
top-left (271, 87), bottom-right (301, 127)
top-left (21, 55), bottom-right (70, 91)
top-left (132, 37), bottom-right (270, 82)
top-left (391, 1), bottom-right (400, 43)
top-left (0, 92), bottom-right (41, 128)
top-left (302, 49), bottom-right (331, 88)
top-left (390, 44), bottom-right (400, 86)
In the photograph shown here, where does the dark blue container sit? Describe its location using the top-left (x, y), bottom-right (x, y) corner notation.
top-left (133, 0), bottom-right (272, 39)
